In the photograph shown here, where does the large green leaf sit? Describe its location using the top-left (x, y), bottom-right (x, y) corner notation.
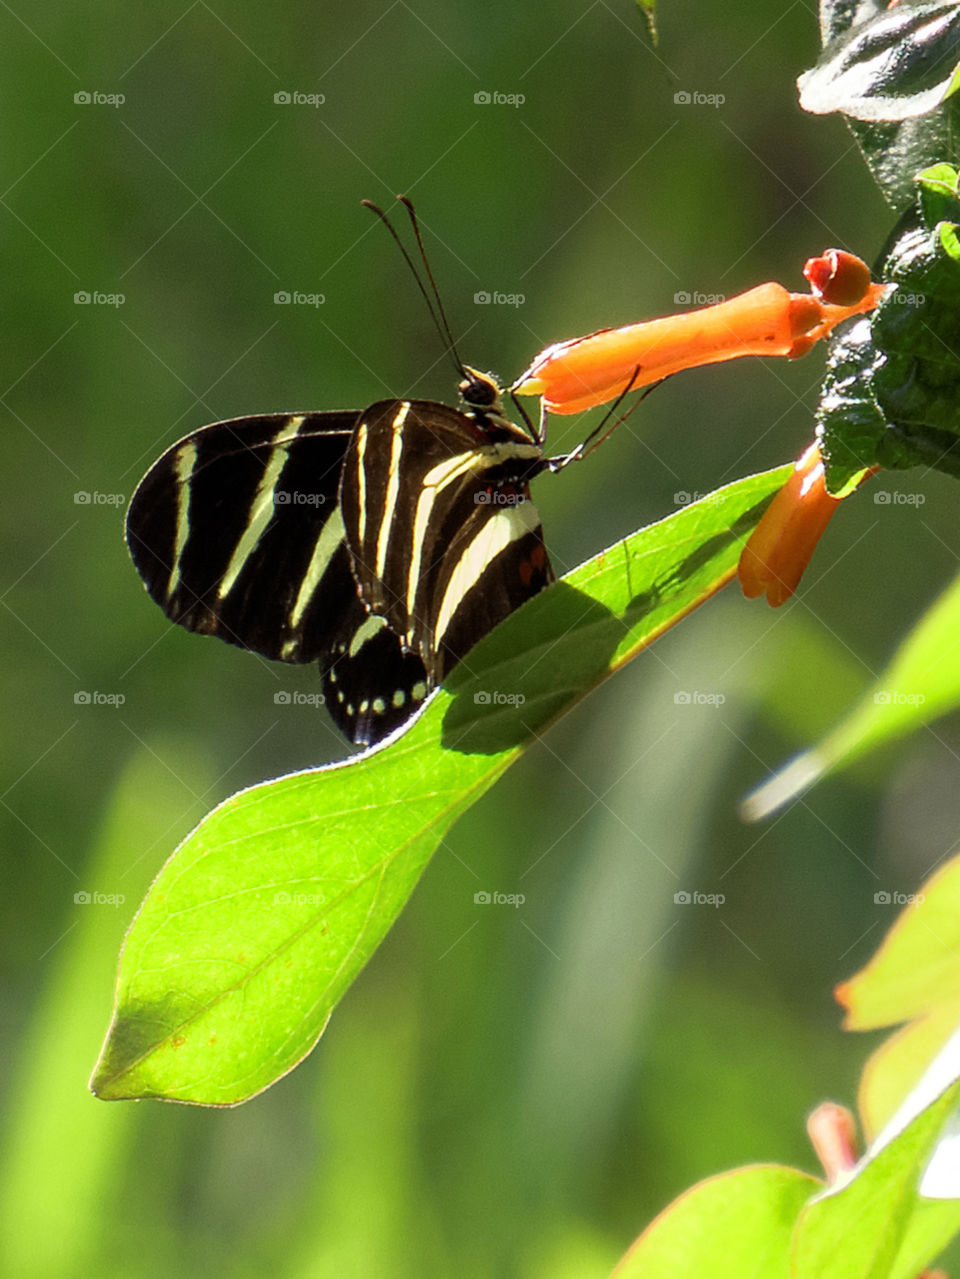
top-left (91, 465), bottom-right (789, 1106)
top-left (744, 567), bottom-right (960, 819)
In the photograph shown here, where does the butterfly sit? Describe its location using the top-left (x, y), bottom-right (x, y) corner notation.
top-left (124, 197), bottom-right (648, 746)
top-left (126, 363), bottom-right (554, 746)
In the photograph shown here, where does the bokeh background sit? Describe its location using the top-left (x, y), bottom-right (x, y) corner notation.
top-left (3, 2), bottom-right (960, 1275)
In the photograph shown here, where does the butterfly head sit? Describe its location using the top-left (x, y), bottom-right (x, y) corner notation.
top-left (458, 366), bottom-right (503, 414)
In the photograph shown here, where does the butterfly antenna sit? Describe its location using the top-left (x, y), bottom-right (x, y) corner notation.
top-left (396, 196), bottom-right (465, 372)
top-left (361, 197), bottom-right (466, 377)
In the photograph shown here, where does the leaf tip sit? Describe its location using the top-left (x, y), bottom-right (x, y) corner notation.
top-left (741, 751), bottom-right (824, 821)
top-left (834, 979), bottom-right (853, 1011)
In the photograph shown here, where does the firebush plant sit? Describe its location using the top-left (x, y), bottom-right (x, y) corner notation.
top-left (98, 4), bottom-right (960, 1274)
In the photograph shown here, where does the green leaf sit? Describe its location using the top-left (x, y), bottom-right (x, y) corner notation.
top-left (835, 852), bottom-right (960, 1138)
top-left (610, 918), bottom-right (960, 1279)
top-left (815, 317), bottom-right (890, 498)
top-left (91, 465), bottom-right (790, 1106)
top-left (743, 567), bottom-right (960, 820)
top-left (839, 856), bottom-right (960, 1033)
top-left (850, 99), bottom-right (960, 208)
top-left (859, 1004), bottom-right (960, 1139)
top-left (816, 163), bottom-right (960, 494)
top-left (610, 1165), bottom-right (820, 1278)
top-left (812, 3), bottom-right (960, 205)
top-left (818, 2), bottom-right (885, 49)
top-left (792, 1050), bottom-right (960, 1278)
top-left (799, 2), bottom-right (960, 123)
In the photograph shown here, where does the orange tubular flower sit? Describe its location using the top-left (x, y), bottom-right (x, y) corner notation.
top-left (512, 250), bottom-right (886, 415)
top-left (737, 443), bottom-right (878, 607)
top-left (738, 443), bottom-right (839, 606)
top-left (738, 443), bottom-right (840, 606)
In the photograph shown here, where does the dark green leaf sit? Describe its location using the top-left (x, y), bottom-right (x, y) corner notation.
top-left (816, 162), bottom-right (960, 493)
top-left (848, 97), bottom-right (960, 207)
top-left (811, 2), bottom-right (960, 204)
top-left (818, 1), bottom-right (886, 48)
top-left (799, 1), bottom-right (960, 123)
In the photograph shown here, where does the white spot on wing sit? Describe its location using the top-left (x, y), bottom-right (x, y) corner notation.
top-left (348, 613), bottom-right (387, 657)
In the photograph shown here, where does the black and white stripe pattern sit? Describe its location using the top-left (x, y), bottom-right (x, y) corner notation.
top-left (340, 398), bottom-right (549, 677)
top-left (128, 412), bottom-right (357, 663)
top-left (126, 377), bottom-right (554, 747)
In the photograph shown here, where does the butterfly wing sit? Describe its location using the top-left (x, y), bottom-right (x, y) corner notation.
top-left (126, 411), bottom-right (358, 662)
top-left (126, 410), bottom-right (431, 746)
top-left (339, 399), bottom-right (554, 679)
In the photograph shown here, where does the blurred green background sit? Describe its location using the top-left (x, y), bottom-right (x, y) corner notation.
top-left (4, 1), bottom-right (960, 1275)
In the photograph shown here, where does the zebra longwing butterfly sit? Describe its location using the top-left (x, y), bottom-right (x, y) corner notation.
top-left (126, 368), bottom-right (554, 746)
top-left (125, 195), bottom-right (641, 747)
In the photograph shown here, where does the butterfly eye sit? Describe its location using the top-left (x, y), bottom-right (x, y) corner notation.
top-left (459, 371), bottom-right (499, 408)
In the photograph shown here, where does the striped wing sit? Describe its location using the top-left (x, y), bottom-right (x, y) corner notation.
top-left (339, 399), bottom-right (554, 679)
top-left (126, 412), bottom-right (358, 662)
top-left (126, 411), bottom-right (430, 746)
